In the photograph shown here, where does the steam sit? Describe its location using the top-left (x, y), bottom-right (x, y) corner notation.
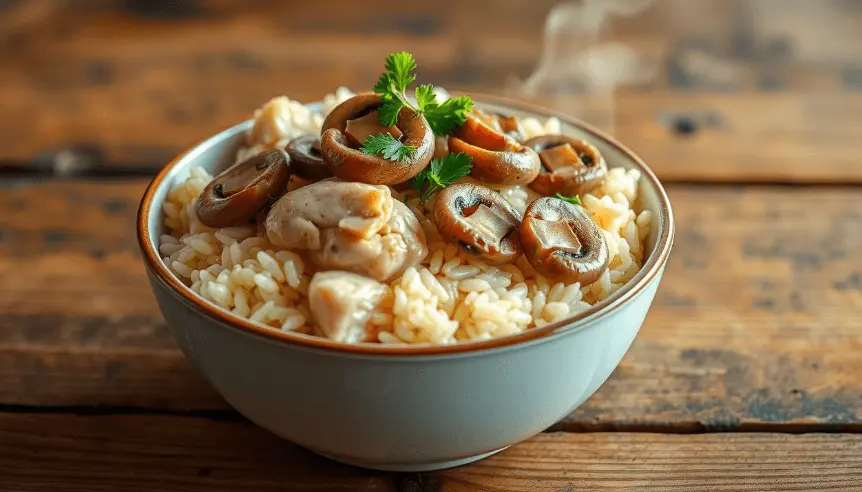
top-left (516, 0), bottom-right (658, 133)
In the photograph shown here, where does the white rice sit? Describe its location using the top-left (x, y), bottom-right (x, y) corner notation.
top-left (159, 89), bottom-right (652, 344)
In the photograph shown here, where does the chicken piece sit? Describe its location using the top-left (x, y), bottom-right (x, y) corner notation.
top-left (265, 179), bottom-right (392, 248)
top-left (308, 271), bottom-right (386, 343)
top-left (265, 179), bottom-right (428, 281)
top-left (314, 200), bottom-right (427, 281)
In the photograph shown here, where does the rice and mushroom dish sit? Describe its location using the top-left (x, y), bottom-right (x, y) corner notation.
top-left (159, 52), bottom-right (652, 345)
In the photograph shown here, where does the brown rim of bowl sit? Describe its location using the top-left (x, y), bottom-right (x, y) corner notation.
top-left (137, 92), bottom-right (675, 357)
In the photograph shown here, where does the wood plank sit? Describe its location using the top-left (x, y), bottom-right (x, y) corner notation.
top-left (436, 432), bottom-right (862, 491)
top-left (1, 179), bottom-right (860, 428)
top-left (1, 413), bottom-right (860, 491)
top-left (0, 413), bottom-right (394, 492)
top-left (3, 1), bottom-right (862, 182)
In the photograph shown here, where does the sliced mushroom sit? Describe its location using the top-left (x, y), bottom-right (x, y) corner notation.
top-left (473, 108), bottom-right (527, 142)
top-left (448, 113), bottom-right (540, 185)
top-left (320, 94), bottom-right (434, 185)
top-left (496, 114), bottom-right (527, 142)
top-left (343, 111), bottom-right (403, 147)
top-left (520, 197), bottom-right (609, 285)
top-left (308, 271), bottom-right (387, 343)
top-left (265, 179), bottom-right (427, 281)
top-left (195, 149), bottom-right (292, 228)
top-left (524, 135), bottom-right (607, 196)
top-left (285, 135), bottom-right (332, 181)
top-left (434, 183), bottom-right (522, 265)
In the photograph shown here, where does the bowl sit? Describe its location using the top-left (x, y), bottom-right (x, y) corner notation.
top-left (137, 94), bottom-right (674, 472)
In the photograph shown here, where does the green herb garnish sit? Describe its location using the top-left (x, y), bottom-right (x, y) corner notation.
top-left (553, 193), bottom-right (582, 206)
top-left (361, 133), bottom-right (417, 161)
top-left (409, 152), bottom-right (473, 203)
top-left (373, 52), bottom-right (473, 136)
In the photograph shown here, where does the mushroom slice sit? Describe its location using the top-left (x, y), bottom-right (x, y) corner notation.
top-left (473, 108), bottom-right (527, 142)
top-left (285, 135), bottom-right (333, 181)
top-left (524, 135), bottom-right (608, 196)
top-left (195, 149), bottom-right (292, 228)
top-left (520, 197), bottom-right (609, 285)
top-left (343, 111), bottom-right (403, 147)
top-left (496, 114), bottom-right (527, 142)
top-left (434, 183), bottom-right (522, 265)
top-left (320, 94), bottom-right (434, 185)
top-left (448, 113), bottom-right (540, 185)
top-left (308, 271), bottom-right (387, 343)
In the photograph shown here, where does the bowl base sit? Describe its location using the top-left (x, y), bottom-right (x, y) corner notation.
top-left (314, 446), bottom-right (509, 472)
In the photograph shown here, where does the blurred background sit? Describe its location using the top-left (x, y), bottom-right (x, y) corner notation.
top-left (2, 0), bottom-right (861, 182)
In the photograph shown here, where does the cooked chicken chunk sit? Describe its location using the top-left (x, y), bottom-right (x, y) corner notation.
top-left (265, 179), bottom-right (427, 281)
top-left (308, 271), bottom-right (386, 343)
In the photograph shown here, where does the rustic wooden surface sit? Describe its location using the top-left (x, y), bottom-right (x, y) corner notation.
top-left (3, 0), bottom-right (862, 489)
top-left (3, 415), bottom-right (860, 491)
top-left (3, 0), bottom-right (862, 183)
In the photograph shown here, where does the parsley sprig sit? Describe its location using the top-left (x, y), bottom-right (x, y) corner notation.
top-left (373, 52), bottom-right (473, 136)
top-left (361, 134), bottom-right (416, 161)
top-left (554, 193), bottom-right (582, 206)
top-left (409, 153), bottom-right (473, 203)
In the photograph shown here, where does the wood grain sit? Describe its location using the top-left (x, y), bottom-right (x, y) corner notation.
top-left (3, 1), bottom-right (862, 182)
top-left (0, 179), bottom-right (860, 429)
top-left (436, 432), bottom-right (862, 491)
top-left (0, 413), bottom-right (394, 492)
top-left (1, 413), bottom-right (860, 491)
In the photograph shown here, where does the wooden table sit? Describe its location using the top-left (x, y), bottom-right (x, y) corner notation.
top-left (2, 1), bottom-right (861, 490)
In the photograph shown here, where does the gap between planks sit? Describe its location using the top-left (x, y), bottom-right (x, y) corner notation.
top-left (0, 405), bottom-right (859, 435)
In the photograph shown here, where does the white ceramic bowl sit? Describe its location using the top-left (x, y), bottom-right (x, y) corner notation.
top-left (137, 95), bottom-right (674, 472)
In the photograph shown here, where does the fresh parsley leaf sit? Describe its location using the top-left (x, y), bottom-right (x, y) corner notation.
top-left (361, 133), bottom-right (417, 161)
top-left (384, 52), bottom-right (417, 92)
top-left (553, 193), bottom-right (582, 206)
top-left (373, 73), bottom-right (393, 95)
top-left (414, 85), bottom-right (437, 112)
top-left (433, 152), bottom-right (472, 186)
top-left (408, 153), bottom-right (473, 204)
top-left (377, 96), bottom-right (404, 127)
top-left (427, 172), bottom-right (445, 188)
top-left (423, 96), bottom-right (473, 135)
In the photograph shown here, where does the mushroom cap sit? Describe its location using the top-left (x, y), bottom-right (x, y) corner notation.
top-left (448, 113), bottom-right (540, 185)
top-left (524, 135), bottom-right (608, 196)
top-left (434, 183), bottom-right (523, 265)
top-left (320, 93), bottom-right (434, 185)
top-left (195, 149), bottom-right (292, 228)
top-left (285, 135), bottom-right (333, 181)
top-left (520, 197), bottom-right (609, 285)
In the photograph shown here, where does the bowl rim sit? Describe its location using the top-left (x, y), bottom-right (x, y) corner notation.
top-left (137, 92), bottom-right (675, 356)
